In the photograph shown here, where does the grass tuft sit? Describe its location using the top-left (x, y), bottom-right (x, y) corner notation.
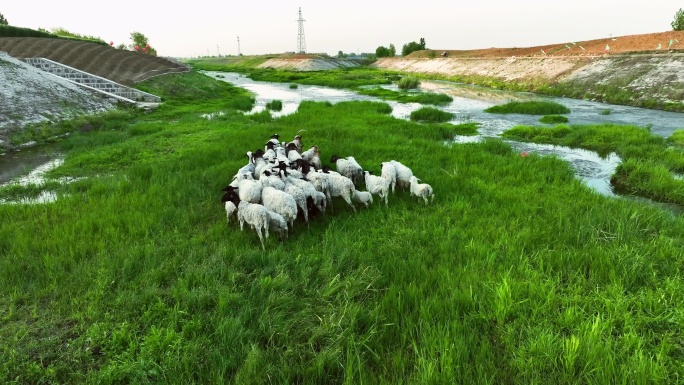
top-left (410, 107), bottom-right (454, 122)
top-left (485, 100), bottom-right (571, 115)
top-left (539, 115), bottom-right (569, 124)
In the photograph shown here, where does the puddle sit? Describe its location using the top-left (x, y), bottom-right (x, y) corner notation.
top-left (0, 149), bottom-right (71, 205)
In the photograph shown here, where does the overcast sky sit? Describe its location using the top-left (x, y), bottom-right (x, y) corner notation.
top-left (3, 1), bottom-right (682, 58)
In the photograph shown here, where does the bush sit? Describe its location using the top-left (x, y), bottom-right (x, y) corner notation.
top-left (539, 115), bottom-right (569, 124)
top-left (410, 107), bottom-right (454, 123)
top-left (398, 77), bottom-right (420, 90)
top-left (672, 8), bottom-right (684, 31)
top-left (599, 109), bottom-right (612, 115)
top-left (485, 100), bottom-right (570, 115)
top-left (265, 100), bottom-right (283, 111)
top-left (289, 84), bottom-right (298, 89)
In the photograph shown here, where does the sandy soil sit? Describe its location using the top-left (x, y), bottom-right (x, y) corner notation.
top-left (409, 31), bottom-right (684, 58)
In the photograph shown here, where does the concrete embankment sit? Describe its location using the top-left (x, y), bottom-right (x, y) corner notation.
top-left (374, 54), bottom-right (684, 111)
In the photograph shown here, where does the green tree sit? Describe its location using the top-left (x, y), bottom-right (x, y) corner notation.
top-left (375, 45), bottom-right (390, 58)
top-left (0, 12), bottom-right (8, 25)
top-left (673, 8), bottom-right (684, 31)
top-left (402, 39), bottom-right (425, 56)
top-left (129, 31), bottom-right (157, 55)
top-left (389, 43), bottom-right (396, 57)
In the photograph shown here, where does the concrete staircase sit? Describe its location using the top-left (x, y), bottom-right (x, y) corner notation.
top-left (22, 57), bottom-right (161, 104)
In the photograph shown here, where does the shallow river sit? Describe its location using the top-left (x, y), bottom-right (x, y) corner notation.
top-left (205, 72), bottom-right (683, 201)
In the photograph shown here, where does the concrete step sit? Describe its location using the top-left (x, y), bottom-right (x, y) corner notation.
top-left (22, 57), bottom-right (161, 105)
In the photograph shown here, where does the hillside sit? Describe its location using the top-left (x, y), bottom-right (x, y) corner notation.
top-left (408, 31), bottom-right (684, 58)
top-left (0, 52), bottom-right (116, 151)
top-left (375, 31), bottom-right (684, 111)
top-left (0, 37), bottom-right (188, 85)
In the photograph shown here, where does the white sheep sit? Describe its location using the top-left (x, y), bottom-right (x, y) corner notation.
top-left (259, 170), bottom-right (286, 190)
top-left (261, 186), bottom-right (298, 230)
top-left (352, 190), bottom-right (373, 208)
top-left (266, 210), bottom-right (288, 240)
top-left (235, 177), bottom-right (262, 204)
top-left (321, 170), bottom-right (356, 212)
top-left (221, 192), bottom-right (237, 224)
top-left (391, 160), bottom-right (414, 191)
top-left (409, 176), bottom-right (434, 205)
top-left (282, 173), bottom-right (309, 226)
top-left (381, 161), bottom-right (397, 194)
top-left (301, 146), bottom-right (317, 162)
top-left (363, 171), bottom-right (390, 205)
top-left (236, 201), bottom-right (270, 250)
top-left (330, 155), bottom-right (363, 185)
top-left (310, 148), bottom-right (322, 171)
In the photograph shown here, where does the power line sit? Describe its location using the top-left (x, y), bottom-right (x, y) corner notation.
top-left (297, 7), bottom-right (306, 54)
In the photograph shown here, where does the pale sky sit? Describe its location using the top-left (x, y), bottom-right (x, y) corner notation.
top-left (3, 1), bottom-right (682, 58)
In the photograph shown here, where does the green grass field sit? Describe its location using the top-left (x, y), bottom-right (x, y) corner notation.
top-left (2, 70), bottom-right (684, 384)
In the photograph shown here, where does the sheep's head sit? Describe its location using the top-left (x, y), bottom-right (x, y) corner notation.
top-left (330, 155), bottom-right (340, 163)
top-left (294, 135), bottom-right (302, 140)
top-left (322, 166), bottom-right (332, 174)
top-left (271, 134), bottom-right (279, 139)
top-left (254, 149), bottom-right (264, 158)
top-left (266, 141), bottom-right (275, 150)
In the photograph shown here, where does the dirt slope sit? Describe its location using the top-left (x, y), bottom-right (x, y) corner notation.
top-left (409, 31), bottom-right (684, 58)
top-left (0, 52), bottom-right (116, 151)
top-left (0, 37), bottom-right (189, 85)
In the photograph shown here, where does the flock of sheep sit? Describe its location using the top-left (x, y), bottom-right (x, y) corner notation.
top-left (221, 133), bottom-right (435, 249)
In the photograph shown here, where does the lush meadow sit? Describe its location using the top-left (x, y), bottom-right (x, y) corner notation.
top-left (2, 70), bottom-right (684, 384)
top-left (503, 123), bottom-right (684, 205)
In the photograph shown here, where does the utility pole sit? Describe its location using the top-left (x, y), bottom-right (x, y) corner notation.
top-left (297, 7), bottom-right (306, 54)
top-left (237, 36), bottom-right (241, 56)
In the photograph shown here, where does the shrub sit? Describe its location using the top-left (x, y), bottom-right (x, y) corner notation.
top-left (398, 77), bottom-right (420, 90)
top-left (539, 115), bottom-right (569, 124)
top-left (485, 100), bottom-right (570, 115)
top-left (265, 100), bottom-right (283, 111)
top-left (289, 84), bottom-right (298, 89)
top-left (599, 109), bottom-right (612, 115)
top-left (410, 107), bottom-right (453, 123)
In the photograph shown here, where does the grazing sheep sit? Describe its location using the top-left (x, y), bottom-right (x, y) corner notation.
top-left (266, 210), bottom-right (288, 240)
top-left (267, 134), bottom-right (280, 147)
top-left (235, 151), bottom-right (255, 177)
top-left (352, 190), bottom-right (373, 208)
top-left (301, 146), bottom-right (317, 162)
top-left (310, 148), bottom-right (322, 171)
top-left (409, 176), bottom-right (434, 205)
top-left (286, 133), bottom-right (304, 154)
top-left (259, 170), bottom-right (286, 190)
top-left (261, 186), bottom-right (298, 230)
top-left (236, 201), bottom-right (270, 250)
top-left (221, 189), bottom-right (239, 224)
top-left (391, 160), bottom-right (414, 191)
top-left (346, 156), bottom-right (364, 184)
top-left (282, 172), bottom-right (309, 226)
top-left (363, 171), bottom-right (390, 205)
top-left (381, 161), bottom-right (397, 194)
top-left (286, 143), bottom-right (302, 164)
top-left (321, 168), bottom-right (356, 212)
top-left (330, 155), bottom-right (363, 185)
top-left (304, 169), bottom-right (331, 203)
top-left (233, 177), bottom-right (263, 204)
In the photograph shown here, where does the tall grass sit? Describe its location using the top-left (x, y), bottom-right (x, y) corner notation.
top-left (265, 99), bottom-right (283, 111)
top-left (2, 70), bottom-right (684, 384)
top-left (539, 115), bottom-right (569, 124)
top-left (409, 107), bottom-right (454, 122)
top-left (503, 123), bottom-right (684, 204)
top-left (355, 88), bottom-right (453, 106)
top-left (485, 100), bottom-right (571, 115)
top-left (397, 77), bottom-right (420, 90)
